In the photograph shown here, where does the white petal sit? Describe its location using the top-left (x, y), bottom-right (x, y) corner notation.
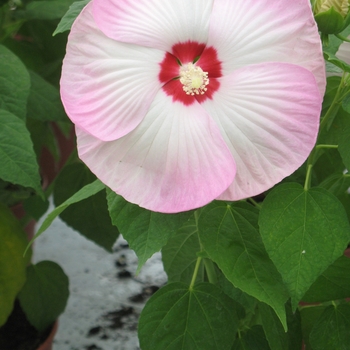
top-left (92, 0), bottom-right (213, 51)
top-left (207, 0), bottom-right (325, 95)
top-left (60, 2), bottom-right (165, 141)
top-left (76, 91), bottom-right (236, 213)
top-left (201, 63), bottom-right (322, 200)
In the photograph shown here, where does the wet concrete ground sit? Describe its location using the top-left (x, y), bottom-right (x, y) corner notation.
top-left (34, 214), bottom-right (167, 350)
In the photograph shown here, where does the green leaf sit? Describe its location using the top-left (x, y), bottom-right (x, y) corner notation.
top-left (343, 93), bottom-right (350, 113)
top-left (232, 326), bottom-right (270, 350)
top-left (33, 179), bottom-right (105, 240)
top-left (53, 163), bottom-right (119, 252)
top-left (53, 0), bottom-right (90, 35)
top-left (0, 109), bottom-right (42, 196)
top-left (198, 201), bottom-right (289, 330)
top-left (0, 204), bottom-right (31, 327)
top-left (309, 303), bottom-right (350, 350)
top-left (318, 173), bottom-right (350, 198)
top-left (138, 282), bottom-right (238, 350)
top-left (27, 71), bottom-right (67, 122)
top-left (22, 194), bottom-right (49, 221)
top-left (107, 191), bottom-right (192, 273)
top-left (302, 255), bottom-right (350, 303)
top-left (300, 304), bottom-right (328, 350)
top-left (323, 50), bottom-right (350, 73)
top-left (259, 302), bottom-right (289, 350)
top-left (18, 261), bottom-right (69, 331)
top-left (162, 215), bottom-right (204, 284)
top-left (0, 44), bottom-right (30, 120)
top-left (259, 183), bottom-right (350, 310)
top-left (20, 0), bottom-right (75, 20)
top-left (336, 109), bottom-right (350, 170)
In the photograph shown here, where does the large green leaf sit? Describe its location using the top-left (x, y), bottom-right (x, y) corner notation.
top-left (27, 71), bottom-right (67, 122)
top-left (138, 282), bottom-right (238, 350)
top-left (309, 303), bottom-right (350, 350)
top-left (18, 261), bottom-right (69, 331)
top-left (53, 0), bottom-right (90, 35)
top-left (259, 183), bottom-right (350, 310)
top-left (0, 204), bottom-right (31, 327)
top-left (107, 191), bottom-right (192, 273)
top-left (162, 215), bottom-right (203, 284)
top-left (198, 201), bottom-right (289, 330)
top-left (0, 44), bottom-right (30, 120)
top-left (300, 304), bottom-right (328, 350)
top-left (302, 255), bottom-right (350, 303)
top-left (259, 302), bottom-right (289, 350)
top-left (0, 109), bottom-right (42, 195)
top-left (54, 164), bottom-right (119, 252)
top-left (19, 0), bottom-right (75, 20)
top-left (232, 326), bottom-right (270, 350)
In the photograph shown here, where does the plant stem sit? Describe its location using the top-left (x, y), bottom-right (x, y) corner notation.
top-left (189, 257), bottom-right (202, 290)
top-left (203, 259), bottom-right (218, 284)
top-left (304, 164), bottom-right (313, 191)
top-left (315, 144), bottom-right (338, 150)
top-left (247, 197), bottom-right (262, 209)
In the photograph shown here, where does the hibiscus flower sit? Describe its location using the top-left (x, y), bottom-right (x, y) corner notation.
top-left (61, 0), bottom-right (325, 213)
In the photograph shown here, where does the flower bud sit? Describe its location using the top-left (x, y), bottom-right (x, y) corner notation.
top-left (314, 0), bottom-right (350, 34)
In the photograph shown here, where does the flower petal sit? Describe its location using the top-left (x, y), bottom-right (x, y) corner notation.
top-left (60, 2), bottom-right (164, 141)
top-left (207, 0), bottom-right (326, 95)
top-left (200, 62), bottom-right (322, 200)
top-left (92, 0), bottom-right (213, 51)
top-left (76, 91), bottom-right (236, 213)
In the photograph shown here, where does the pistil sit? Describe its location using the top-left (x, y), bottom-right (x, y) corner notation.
top-left (179, 63), bottom-right (209, 96)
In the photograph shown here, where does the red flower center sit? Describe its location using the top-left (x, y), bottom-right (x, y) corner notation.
top-left (158, 41), bottom-right (222, 106)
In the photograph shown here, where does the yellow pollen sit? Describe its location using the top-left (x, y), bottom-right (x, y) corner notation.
top-left (179, 63), bottom-right (209, 96)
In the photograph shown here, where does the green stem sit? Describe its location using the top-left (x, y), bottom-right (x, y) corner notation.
top-left (315, 144), bottom-right (338, 150)
top-left (247, 197), bottom-right (262, 209)
top-left (304, 164), bottom-right (313, 191)
top-left (203, 259), bottom-right (218, 284)
top-left (189, 257), bottom-right (202, 290)
top-left (335, 34), bottom-right (350, 43)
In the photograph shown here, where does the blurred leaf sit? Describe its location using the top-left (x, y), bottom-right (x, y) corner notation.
top-left (53, 0), bottom-right (90, 35)
top-left (259, 303), bottom-right (289, 350)
top-left (318, 172), bottom-right (350, 197)
top-left (19, 0), bottom-right (75, 20)
top-left (22, 194), bottom-right (49, 221)
top-left (33, 178), bottom-right (105, 240)
top-left (27, 71), bottom-right (67, 122)
top-left (323, 50), bottom-right (350, 73)
top-left (18, 261), bottom-right (69, 331)
top-left (259, 183), bottom-right (350, 310)
top-left (232, 326), bottom-right (270, 350)
top-left (0, 109), bottom-right (42, 196)
top-left (0, 204), bottom-right (31, 327)
top-left (309, 303), bottom-right (350, 350)
top-left (300, 304), bottom-right (328, 350)
top-left (0, 44), bottom-right (30, 120)
top-left (302, 255), bottom-right (350, 303)
top-left (162, 215), bottom-right (204, 284)
top-left (343, 93), bottom-right (350, 113)
top-left (107, 191), bottom-right (192, 273)
top-left (139, 282), bottom-right (238, 350)
top-left (198, 201), bottom-right (289, 330)
top-left (54, 163), bottom-right (119, 252)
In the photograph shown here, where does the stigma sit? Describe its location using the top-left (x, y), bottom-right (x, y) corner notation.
top-left (179, 63), bottom-right (209, 96)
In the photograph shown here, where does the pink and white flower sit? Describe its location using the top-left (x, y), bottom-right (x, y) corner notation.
top-left (61, 0), bottom-right (325, 213)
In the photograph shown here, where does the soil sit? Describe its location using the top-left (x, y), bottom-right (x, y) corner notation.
top-left (0, 300), bottom-right (53, 350)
